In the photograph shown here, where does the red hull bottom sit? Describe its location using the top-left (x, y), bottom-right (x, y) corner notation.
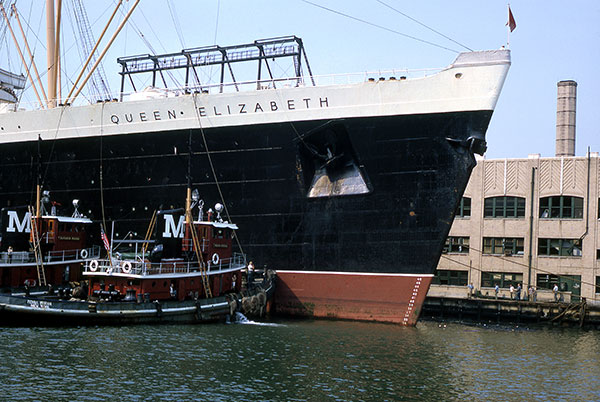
top-left (274, 271), bottom-right (433, 326)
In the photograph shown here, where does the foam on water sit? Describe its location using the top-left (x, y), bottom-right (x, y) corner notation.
top-left (231, 311), bottom-right (285, 327)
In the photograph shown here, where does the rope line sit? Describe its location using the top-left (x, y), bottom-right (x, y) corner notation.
top-left (191, 94), bottom-right (244, 256)
top-left (299, 0), bottom-right (459, 53)
top-left (41, 106), bottom-right (66, 187)
top-left (375, 0), bottom-right (473, 51)
top-left (167, 0), bottom-right (185, 49)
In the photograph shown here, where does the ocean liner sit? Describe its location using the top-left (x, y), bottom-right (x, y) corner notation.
top-left (0, 3), bottom-right (510, 325)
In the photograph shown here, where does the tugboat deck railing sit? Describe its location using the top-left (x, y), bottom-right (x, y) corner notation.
top-left (0, 245), bottom-right (102, 267)
top-left (84, 252), bottom-right (246, 277)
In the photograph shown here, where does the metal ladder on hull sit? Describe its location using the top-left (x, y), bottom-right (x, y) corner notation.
top-left (28, 205), bottom-right (47, 287)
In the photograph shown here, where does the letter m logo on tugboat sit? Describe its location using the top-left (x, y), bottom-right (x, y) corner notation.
top-left (1, 208), bottom-right (33, 252)
top-left (162, 214), bottom-right (185, 238)
top-left (6, 210), bottom-right (31, 233)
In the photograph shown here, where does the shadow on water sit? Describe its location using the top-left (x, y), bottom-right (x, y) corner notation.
top-left (1, 318), bottom-right (600, 401)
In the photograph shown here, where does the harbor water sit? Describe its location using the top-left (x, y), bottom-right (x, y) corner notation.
top-left (1, 318), bottom-right (599, 401)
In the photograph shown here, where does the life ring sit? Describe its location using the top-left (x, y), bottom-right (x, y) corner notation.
top-left (89, 259), bottom-right (98, 272)
top-left (80, 249), bottom-right (88, 259)
top-left (211, 253), bottom-right (219, 265)
top-left (122, 261), bottom-right (132, 274)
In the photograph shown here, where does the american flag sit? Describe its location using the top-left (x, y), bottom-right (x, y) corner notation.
top-left (100, 226), bottom-right (111, 251)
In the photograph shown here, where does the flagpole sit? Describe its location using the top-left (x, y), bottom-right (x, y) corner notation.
top-left (102, 222), bottom-right (114, 270)
top-left (506, 4), bottom-right (516, 48)
top-left (110, 220), bottom-right (115, 257)
top-left (507, 4), bottom-right (510, 48)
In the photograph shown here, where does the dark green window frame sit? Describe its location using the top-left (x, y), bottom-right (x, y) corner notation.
top-left (537, 274), bottom-right (559, 290)
top-left (443, 236), bottom-right (469, 254)
top-left (538, 238), bottom-right (582, 257)
top-left (538, 274), bottom-right (581, 293)
top-left (539, 196), bottom-right (583, 219)
top-left (432, 270), bottom-right (468, 286)
top-left (596, 276), bottom-right (600, 293)
top-left (483, 237), bottom-right (524, 255)
top-left (484, 196), bottom-right (526, 218)
top-left (456, 197), bottom-right (471, 218)
top-left (481, 272), bottom-right (523, 289)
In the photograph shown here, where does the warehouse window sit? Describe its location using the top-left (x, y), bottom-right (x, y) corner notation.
top-left (442, 236), bottom-right (469, 254)
top-left (538, 238), bottom-right (582, 257)
top-left (456, 197), bottom-right (471, 218)
top-left (481, 272), bottom-right (523, 288)
top-left (539, 196), bottom-right (583, 219)
top-left (538, 274), bottom-right (581, 294)
top-left (537, 274), bottom-right (560, 290)
top-left (432, 270), bottom-right (468, 286)
top-left (483, 237), bottom-right (524, 255)
top-left (484, 196), bottom-right (526, 218)
top-left (596, 277), bottom-right (600, 294)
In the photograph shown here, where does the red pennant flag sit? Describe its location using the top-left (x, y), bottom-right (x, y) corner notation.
top-left (506, 6), bottom-right (516, 32)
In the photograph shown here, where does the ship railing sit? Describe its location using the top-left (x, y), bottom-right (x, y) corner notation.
top-left (0, 245), bottom-right (101, 265)
top-left (181, 238), bottom-right (209, 251)
top-left (84, 252), bottom-right (246, 276)
top-left (123, 68), bottom-right (443, 97)
top-left (14, 67), bottom-right (443, 110)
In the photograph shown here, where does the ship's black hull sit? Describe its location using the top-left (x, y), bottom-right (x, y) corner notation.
top-left (0, 111), bottom-right (489, 276)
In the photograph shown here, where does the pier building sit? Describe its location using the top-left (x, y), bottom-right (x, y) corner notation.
top-left (429, 80), bottom-right (600, 304)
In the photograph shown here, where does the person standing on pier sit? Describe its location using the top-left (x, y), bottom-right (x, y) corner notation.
top-left (467, 283), bottom-right (474, 299)
top-left (509, 284), bottom-right (515, 300)
top-left (494, 284), bottom-right (499, 299)
top-left (553, 283), bottom-right (559, 302)
top-left (516, 283), bottom-right (522, 301)
top-left (247, 261), bottom-right (255, 289)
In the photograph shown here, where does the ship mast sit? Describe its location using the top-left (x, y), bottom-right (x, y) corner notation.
top-left (7, 0), bottom-right (138, 107)
top-left (46, 0), bottom-right (57, 108)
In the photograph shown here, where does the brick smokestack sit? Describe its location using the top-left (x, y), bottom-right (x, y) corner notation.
top-left (555, 80), bottom-right (577, 157)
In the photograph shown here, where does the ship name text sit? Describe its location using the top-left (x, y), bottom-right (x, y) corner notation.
top-left (198, 97), bottom-right (329, 117)
top-left (27, 300), bottom-right (52, 310)
top-left (109, 97), bottom-right (329, 125)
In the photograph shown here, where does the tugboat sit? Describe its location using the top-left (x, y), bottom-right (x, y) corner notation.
top-left (0, 193), bottom-right (100, 291)
top-left (0, 192), bottom-right (276, 326)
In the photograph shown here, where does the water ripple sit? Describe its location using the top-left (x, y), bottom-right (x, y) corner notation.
top-left (1, 321), bottom-right (600, 401)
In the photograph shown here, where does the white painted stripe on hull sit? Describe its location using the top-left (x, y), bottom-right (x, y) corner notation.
top-left (0, 303), bottom-right (227, 316)
top-left (277, 270), bottom-right (433, 277)
top-left (82, 265), bottom-right (241, 279)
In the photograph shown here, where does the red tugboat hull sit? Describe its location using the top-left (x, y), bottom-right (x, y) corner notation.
top-left (274, 271), bottom-right (433, 325)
